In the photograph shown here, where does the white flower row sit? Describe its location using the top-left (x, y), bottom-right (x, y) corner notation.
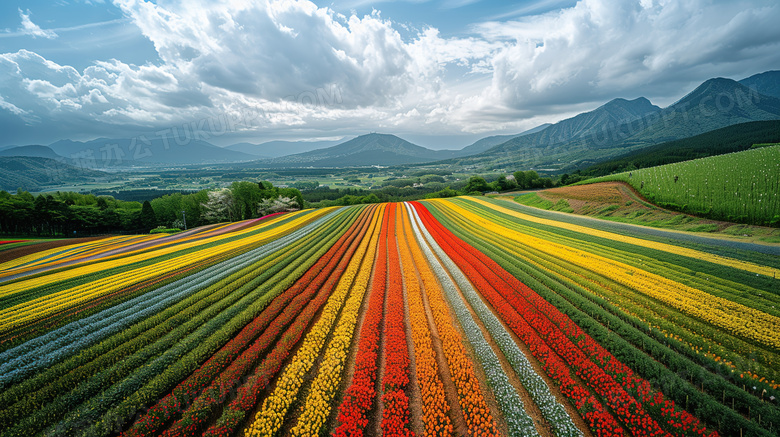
top-left (406, 204), bottom-right (538, 437)
top-left (0, 208), bottom-right (341, 388)
top-left (408, 204), bottom-right (582, 437)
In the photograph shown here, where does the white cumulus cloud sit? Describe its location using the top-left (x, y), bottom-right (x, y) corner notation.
top-left (0, 0), bottom-right (779, 144)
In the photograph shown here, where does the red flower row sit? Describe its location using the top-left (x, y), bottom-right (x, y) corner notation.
top-left (333, 204), bottom-right (392, 436)
top-left (445, 208), bottom-right (712, 436)
top-left (381, 204), bottom-right (413, 436)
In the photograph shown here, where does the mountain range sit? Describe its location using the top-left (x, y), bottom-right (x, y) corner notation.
top-left (4, 70), bottom-right (779, 171)
top-left (440, 73), bottom-right (780, 171)
top-left (247, 71), bottom-right (780, 170)
top-left (239, 124), bottom-right (556, 168)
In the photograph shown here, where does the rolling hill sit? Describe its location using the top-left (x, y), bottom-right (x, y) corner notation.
top-left (0, 156), bottom-right (111, 192)
top-left (0, 145), bottom-right (64, 160)
top-left (581, 144), bottom-right (780, 225)
top-left (48, 137), bottom-right (256, 167)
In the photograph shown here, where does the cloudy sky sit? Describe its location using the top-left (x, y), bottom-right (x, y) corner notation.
top-left (1, 0), bottom-right (779, 150)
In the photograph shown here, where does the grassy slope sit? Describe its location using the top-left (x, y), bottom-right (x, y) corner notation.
top-left (574, 145), bottom-right (780, 227)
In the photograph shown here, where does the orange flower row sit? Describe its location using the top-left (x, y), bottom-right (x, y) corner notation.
top-left (395, 207), bottom-right (452, 437)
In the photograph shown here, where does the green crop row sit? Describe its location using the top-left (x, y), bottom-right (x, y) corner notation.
top-left (581, 145), bottom-right (780, 226)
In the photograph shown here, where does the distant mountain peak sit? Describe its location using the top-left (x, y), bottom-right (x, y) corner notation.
top-left (604, 96), bottom-right (653, 108)
top-left (671, 76), bottom-right (780, 113)
top-left (267, 132), bottom-right (455, 167)
top-left (673, 77), bottom-right (742, 106)
top-left (599, 96), bottom-right (660, 119)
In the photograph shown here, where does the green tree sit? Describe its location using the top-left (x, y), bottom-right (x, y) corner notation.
top-left (464, 176), bottom-right (490, 194)
top-left (140, 201), bottom-right (157, 231)
top-left (513, 171), bottom-right (528, 189)
top-left (16, 189), bottom-right (34, 203)
top-left (232, 181), bottom-right (269, 220)
top-left (278, 187), bottom-right (305, 209)
top-left (426, 187), bottom-right (458, 198)
top-left (495, 175), bottom-right (518, 191)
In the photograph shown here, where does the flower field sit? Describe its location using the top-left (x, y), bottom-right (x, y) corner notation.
top-left (0, 197), bottom-right (778, 437)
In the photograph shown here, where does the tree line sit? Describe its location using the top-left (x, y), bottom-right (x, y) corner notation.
top-left (302, 170), bottom-right (558, 207)
top-left (0, 181), bottom-right (304, 237)
top-left (0, 171), bottom-right (560, 237)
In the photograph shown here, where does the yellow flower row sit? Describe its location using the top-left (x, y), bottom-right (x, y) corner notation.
top-left (464, 197), bottom-right (780, 278)
top-left (435, 199), bottom-right (780, 350)
top-left (0, 209), bottom-right (330, 334)
top-left (288, 204), bottom-right (387, 436)
top-left (394, 206), bottom-right (453, 437)
top-left (244, 205), bottom-right (383, 437)
top-left (0, 234), bottom-right (161, 277)
top-left (60, 221), bottom-right (243, 273)
top-left (399, 203), bottom-right (500, 436)
top-left (3, 220), bottom-right (241, 278)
